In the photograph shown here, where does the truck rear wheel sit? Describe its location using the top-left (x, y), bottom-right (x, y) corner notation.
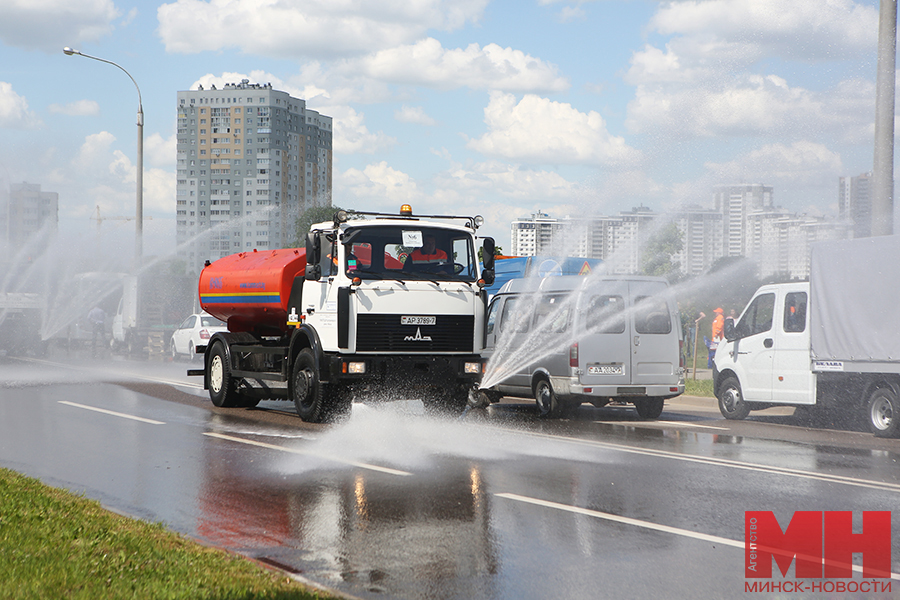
top-left (867, 386), bottom-right (899, 438)
top-left (634, 398), bottom-right (664, 420)
top-left (208, 341), bottom-right (241, 408)
top-left (717, 376), bottom-right (750, 420)
top-left (292, 349), bottom-right (327, 423)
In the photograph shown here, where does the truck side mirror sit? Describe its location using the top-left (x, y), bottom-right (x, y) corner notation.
top-left (724, 319), bottom-right (736, 341)
top-left (482, 238), bottom-right (495, 270)
top-left (305, 264), bottom-right (321, 281)
top-left (306, 232), bottom-right (320, 265)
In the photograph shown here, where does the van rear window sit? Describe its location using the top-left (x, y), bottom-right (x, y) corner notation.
top-left (634, 296), bottom-right (671, 334)
top-left (587, 295), bottom-right (626, 333)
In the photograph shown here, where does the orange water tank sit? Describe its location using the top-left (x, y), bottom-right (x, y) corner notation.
top-left (198, 248), bottom-right (306, 334)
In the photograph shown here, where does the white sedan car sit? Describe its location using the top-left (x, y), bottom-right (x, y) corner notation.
top-left (171, 313), bottom-right (227, 360)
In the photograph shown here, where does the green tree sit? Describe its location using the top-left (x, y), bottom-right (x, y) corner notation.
top-left (478, 245), bottom-right (503, 262)
top-left (294, 205), bottom-right (342, 246)
top-left (641, 222), bottom-right (683, 282)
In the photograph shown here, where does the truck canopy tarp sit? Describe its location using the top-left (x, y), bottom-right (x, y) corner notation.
top-left (809, 234), bottom-right (900, 363)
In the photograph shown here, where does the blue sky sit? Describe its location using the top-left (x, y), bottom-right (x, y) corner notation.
top-left (0, 0), bottom-right (887, 255)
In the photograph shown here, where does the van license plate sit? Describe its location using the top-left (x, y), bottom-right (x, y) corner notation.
top-left (401, 316), bottom-right (436, 325)
top-left (588, 365), bottom-right (623, 375)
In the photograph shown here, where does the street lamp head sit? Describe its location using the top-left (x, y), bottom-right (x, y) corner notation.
top-left (63, 47), bottom-right (77, 56)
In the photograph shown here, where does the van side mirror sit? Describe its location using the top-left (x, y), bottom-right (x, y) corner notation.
top-left (482, 270), bottom-right (495, 285)
top-left (724, 319), bottom-right (736, 341)
top-left (482, 238), bottom-right (495, 270)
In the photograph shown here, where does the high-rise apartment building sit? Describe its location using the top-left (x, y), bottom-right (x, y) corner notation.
top-left (175, 80), bottom-right (332, 275)
top-left (669, 205), bottom-right (723, 277)
top-left (713, 184), bottom-right (775, 257)
top-left (510, 211), bottom-right (554, 256)
top-left (838, 172), bottom-right (872, 238)
top-left (0, 182), bottom-right (58, 253)
top-left (508, 206), bottom-right (657, 274)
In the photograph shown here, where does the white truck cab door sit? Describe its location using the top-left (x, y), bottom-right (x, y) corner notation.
top-left (770, 289), bottom-right (815, 405)
top-left (727, 292), bottom-right (776, 402)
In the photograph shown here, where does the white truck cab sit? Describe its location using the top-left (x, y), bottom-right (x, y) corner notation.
top-left (714, 282), bottom-right (814, 416)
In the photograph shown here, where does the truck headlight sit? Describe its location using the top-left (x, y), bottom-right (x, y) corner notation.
top-left (464, 362), bottom-right (480, 374)
top-left (347, 362), bottom-right (366, 374)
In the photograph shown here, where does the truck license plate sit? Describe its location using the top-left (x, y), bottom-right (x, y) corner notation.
top-left (588, 365), bottom-right (623, 375)
top-left (401, 316), bottom-right (436, 325)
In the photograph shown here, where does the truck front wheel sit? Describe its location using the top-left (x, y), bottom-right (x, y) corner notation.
top-left (717, 376), bottom-right (750, 420)
top-left (292, 349), bottom-right (327, 423)
top-left (208, 342), bottom-right (240, 408)
top-left (867, 386), bottom-right (899, 438)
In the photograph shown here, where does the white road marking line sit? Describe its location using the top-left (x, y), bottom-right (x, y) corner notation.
top-left (514, 429), bottom-right (900, 493)
top-left (204, 432), bottom-right (412, 477)
top-left (594, 420), bottom-right (729, 431)
top-left (58, 401), bottom-right (165, 425)
top-left (496, 491), bottom-right (742, 547)
top-left (495, 492), bottom-right (900, 580)
top-left (657, 420), bottom-right (730, 430)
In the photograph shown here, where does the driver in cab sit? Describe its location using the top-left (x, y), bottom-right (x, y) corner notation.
top-left (408, 234), bottom-right (447, 268)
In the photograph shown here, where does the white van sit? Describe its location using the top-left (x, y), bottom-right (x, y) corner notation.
top-left (481, 275), bottom-right (685, 418)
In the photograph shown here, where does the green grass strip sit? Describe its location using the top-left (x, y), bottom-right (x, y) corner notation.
top-left (684, 377), bottom-right (714, 398)
top-left (0, 468), bottom-right (328, 600)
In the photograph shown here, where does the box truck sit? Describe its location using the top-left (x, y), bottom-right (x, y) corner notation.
top-left (714, 234), bottom-right (900, 438)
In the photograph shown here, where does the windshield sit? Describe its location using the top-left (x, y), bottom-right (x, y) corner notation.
top-left (343, 225), bottom-right (478, 282)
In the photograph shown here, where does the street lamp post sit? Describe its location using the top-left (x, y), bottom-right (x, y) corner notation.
top-left (63, 47), bottom-right (143, 265)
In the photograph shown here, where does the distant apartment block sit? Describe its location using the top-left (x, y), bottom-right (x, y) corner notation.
top-left (510, 206), bottom-right (657, 274)
top-left (838, 172), bottom-right (872, 238)
top-left (669, 205), bottom-right (723, 277)
top-left (508, 183), bottom-right (849, 280)
top-left (175, 80), bottom-right (333, 275)
top-left (713, 183), bottom-right (775, 257)
top-left (0, 182), bottom-right (59, 253)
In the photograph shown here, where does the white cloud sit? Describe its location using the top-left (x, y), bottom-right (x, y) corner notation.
top-left (650, 0), bottom-right (877, 61)
top-left (626, 73), bottom-right (873, 140)
top-left (340, 161), bottom-right (422, 205)
top-left (704, 141), bottom-right (843, 185)
top-left (158, 0), bottom-right (489, 58)
top-left (433, 161), bottom-right (578, 200)
top-left (331, 106), bottom-right (396, 155)
top-left (73, 131), bottom-right (116, 173)
top-left (0, 82), bottom-right (42, 129)
top-left (63, 131), bottom-right (173, 218)
top-left (395, 105), bottom-right (437, 126)
top-left (623, 0), bottom-right (879, 147)
top-left (48, 100), bottom-right (100, 116)
top-left (0, 0), bottom-right (119, 52)
top-left (145, 133), bottom-right (177, 169)
top-left (468, 92), bottom-right (642, 166)
top-left (345, 38), bottom-right (569, 92)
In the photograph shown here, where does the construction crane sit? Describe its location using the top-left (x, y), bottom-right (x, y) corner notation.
top-left (90, 205), bottom-right (152, 232)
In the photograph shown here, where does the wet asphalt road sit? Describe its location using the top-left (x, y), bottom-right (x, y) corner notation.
top-left (1, 352), bottom-right (899, 599)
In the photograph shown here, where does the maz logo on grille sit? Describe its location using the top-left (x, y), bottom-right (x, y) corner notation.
top-left (404, 327), bottom-right (433, 342)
